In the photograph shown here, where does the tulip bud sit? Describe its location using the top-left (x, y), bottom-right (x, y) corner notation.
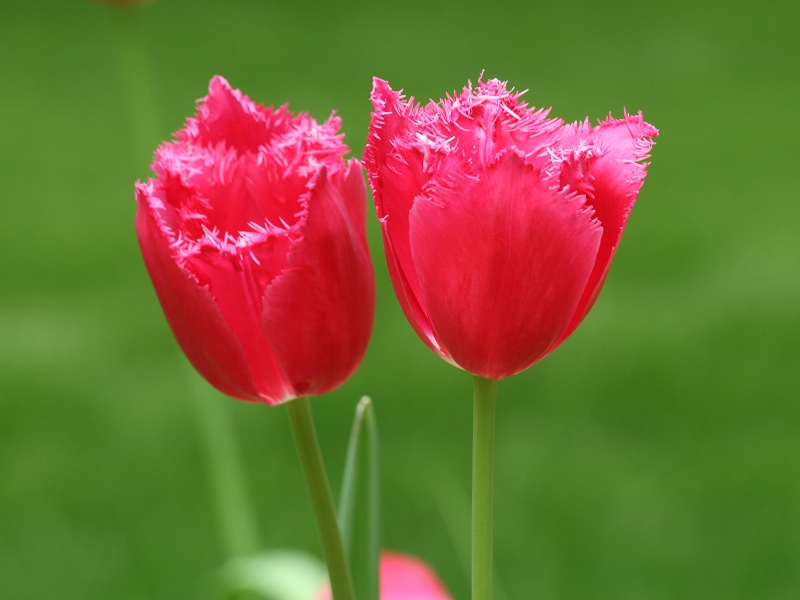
top-left (364, 77), bottom-right (657, 380)
top-left (136, 77), bottom-right (375, 404)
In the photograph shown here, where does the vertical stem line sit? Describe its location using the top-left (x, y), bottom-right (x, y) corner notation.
top-left (112, 6), bottom-right (161, 172)
top-left (472, 376), bottom-right (498, 600)
top-left (287, 397), bottom-right (356, 600)
top-left (190, 370), bottom-right (260, 557)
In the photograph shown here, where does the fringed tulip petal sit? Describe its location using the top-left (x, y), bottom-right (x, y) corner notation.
top-left (180, 240), bottom-right (295, 405)
top-left (180, 76), bottom-right (289, 154)
top-left (136, 76), bottom-right (374, 404)
top-left (553, 112), bottom-right (659, 344)
top-left (410, 150), bottom-right (601, 379)
top-left (261, 161), bottom-right (375, 397)
top-left (364, 79), bottom-right (444, 354)
top-left (135, 183), bottom-right (260, 401)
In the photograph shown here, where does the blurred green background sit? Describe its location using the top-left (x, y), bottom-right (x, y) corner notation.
top-left (1, 0), bottom-right (799, 598)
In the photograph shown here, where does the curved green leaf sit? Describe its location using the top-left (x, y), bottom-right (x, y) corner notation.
top-left (338, 396), bottom-right (381, 600)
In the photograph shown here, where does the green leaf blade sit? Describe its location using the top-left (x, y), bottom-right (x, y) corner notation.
top-left (338, 396), bottom-right (381, 600)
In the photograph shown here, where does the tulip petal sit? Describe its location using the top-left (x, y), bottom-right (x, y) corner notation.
top-left (182, 243), bottom-right (295, 405)
top-left (135, 183), bottom-right (260, 401)
top-left (143, 157), bottom-right (295, 404)
top-left (365, 79), bottom-right (446, 356)
top-left (378, 551), bottom-right (452, 600)
top-left (409, 150), bottom-right (602, 379)
top-left (554, 112), bottom-right (658, 345)
top-left (261, 161), bottom-right (375, 397)
top-left (181, 75), bottom-right (288, 154)
top-left (157, 152), bottom-right (297, 406)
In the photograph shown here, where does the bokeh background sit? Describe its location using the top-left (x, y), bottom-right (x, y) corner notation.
top-left (1, 0), bottom-right (799, 598)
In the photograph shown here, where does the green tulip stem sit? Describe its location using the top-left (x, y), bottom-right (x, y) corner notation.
top-left (472, 375), bottom-right (498, 600)
top-left (287, 397), bottom-right (356, 600)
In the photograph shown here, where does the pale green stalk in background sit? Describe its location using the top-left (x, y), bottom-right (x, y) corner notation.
top-left (112, 5), bottom-right (161, 170)
top-left (191, 370), bottom-right (260, 557)
top-left (113, 2), bottom-right (261, 559)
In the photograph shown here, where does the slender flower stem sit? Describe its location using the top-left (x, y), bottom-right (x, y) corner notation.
top-left (190, 369), bottom-right (259, 557)
top-left (472, 376), bottom-right (498, 600)
top-left (287, 397), bottom-right (356, 600)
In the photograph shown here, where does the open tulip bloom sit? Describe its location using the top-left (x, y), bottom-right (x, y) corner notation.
top-left (135, 74), bottom-right (657, 600)
top-left (136, 76), bottom-right (374, 406)
top-left (364, 76), bottom-right (657, 600)
top-left (364, 77), bottom-right (657, 380)
top-left (136, 77), bottom-right (374, 600)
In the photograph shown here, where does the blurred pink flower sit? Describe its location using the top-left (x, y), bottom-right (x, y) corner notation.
top-left (136, 76), bottom-right (374, 404)
top-left (95, 0), bottom-right (152, 6)
top-left (364, 77), bottom-right (657, 380)
top-left (317, 551), bottom-right (452, 600)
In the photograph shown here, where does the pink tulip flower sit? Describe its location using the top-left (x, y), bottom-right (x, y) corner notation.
top-left (136, 76), bottom-right (374, 404)
top-left (364, 77), bottom-right (657, 380)
top-left (317, 551), bottom-right (452, 600)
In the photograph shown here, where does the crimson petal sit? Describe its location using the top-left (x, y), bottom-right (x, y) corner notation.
top-left (261, 162), bottom-right (375, 397)
top-left (554, 111), bottom-right (658, 345)
top-left (364, 79), bottom-right (445, 354)
top-left (135, 182), bottom-right (260, 401)
top-left (409, 150), bottom-right (602, 379)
